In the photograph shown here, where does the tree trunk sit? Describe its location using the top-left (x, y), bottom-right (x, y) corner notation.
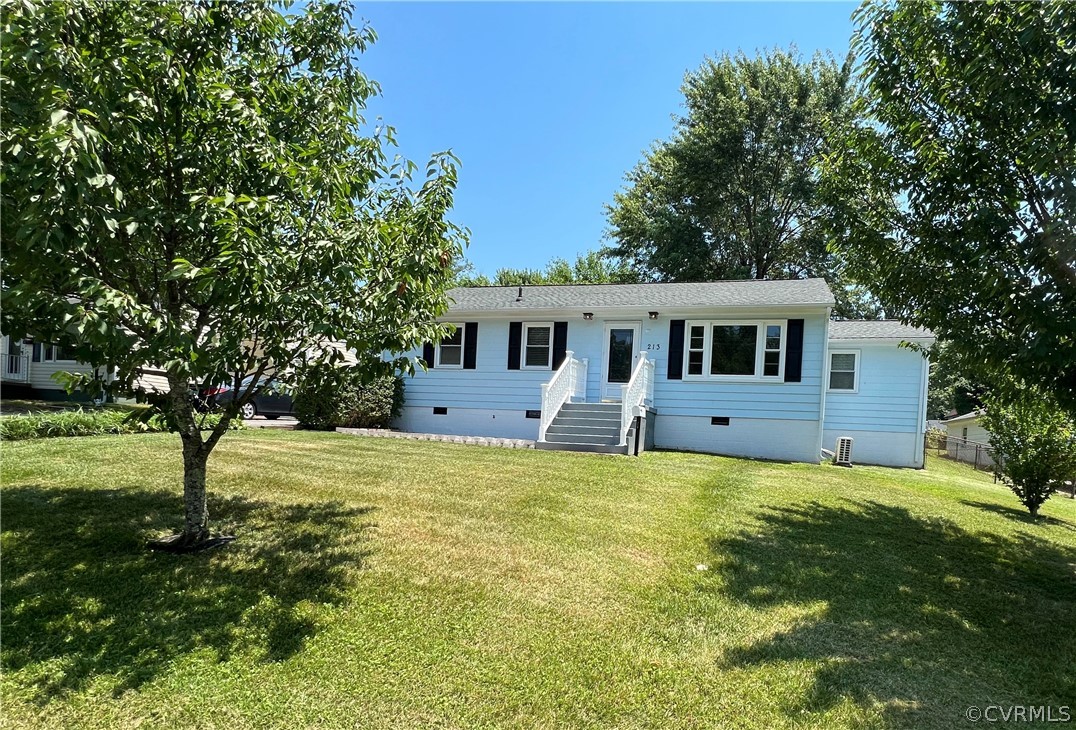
top-left (153, 374), bottom-right (213, 549)
top-left (180, 434), bottom-right (210, 543)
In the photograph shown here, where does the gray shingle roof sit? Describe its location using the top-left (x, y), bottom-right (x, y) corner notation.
top-left (446, 279), bottom-right (834, 312)
top-left (829, 320), bottom-right (934, 340)
top-left (942, 409), bottom-right (985, 424)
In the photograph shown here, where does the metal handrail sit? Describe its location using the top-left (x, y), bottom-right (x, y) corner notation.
top-left (538, 352), bottom-right (588, 442)
top-left (619, 351), bottom-right (654, 446)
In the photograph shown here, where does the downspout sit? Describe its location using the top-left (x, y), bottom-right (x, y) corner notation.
top-left (816, 308), bottom-right (831, 463)
top-left (914, 352), bottom-right (930, 468)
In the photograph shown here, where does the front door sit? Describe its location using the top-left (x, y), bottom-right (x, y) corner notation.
top-left (602, 322), bottom-right (642, 401)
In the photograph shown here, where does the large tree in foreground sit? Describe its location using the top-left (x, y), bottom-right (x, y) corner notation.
top-left (824, 0), bottom-right (1076, 412)
top-left (1, 1), bottom-right (465, 550)
top-left (604, 49), bottom-right (879, 319)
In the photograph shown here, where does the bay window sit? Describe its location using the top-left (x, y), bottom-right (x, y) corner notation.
top-left (683, 320), bottom-right (786, 380)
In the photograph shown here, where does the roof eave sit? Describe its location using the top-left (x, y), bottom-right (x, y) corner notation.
top-left (443, 302), bottom-right (835, 317)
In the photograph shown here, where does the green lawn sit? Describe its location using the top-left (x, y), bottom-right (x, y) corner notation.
top-left (3, 431), bottom-right (1074, 729)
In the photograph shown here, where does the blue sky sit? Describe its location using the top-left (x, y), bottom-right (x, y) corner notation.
top-left (356, 2), bottom-right (859, 275)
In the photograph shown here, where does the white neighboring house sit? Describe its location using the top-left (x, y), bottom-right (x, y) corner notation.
top-left (942, 410), bottom-right (991, 444)
top-left (392, 280), bottom-right (935, 467)
top-left (1, 333), bottom-right (168, 401)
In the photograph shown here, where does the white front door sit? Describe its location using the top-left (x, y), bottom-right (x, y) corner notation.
top-left (601, 321), bottom-right (642, 401)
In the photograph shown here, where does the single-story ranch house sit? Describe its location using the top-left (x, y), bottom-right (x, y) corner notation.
top-left (396, 279), bottom-right (934, 467)
top-left (0, 278), bottom-right (933, 467)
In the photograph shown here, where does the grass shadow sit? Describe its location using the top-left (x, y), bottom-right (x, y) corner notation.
top-left (1, 484), bottom-right (375, 702)
top-left (959, 500), bottom-right (1076, 531)
top-left (708, 500), bottom-right (1076, 727)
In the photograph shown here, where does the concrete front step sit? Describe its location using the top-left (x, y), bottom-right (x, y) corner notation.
top-left (538, 401), bottom-right (637, 455)
top-left (550, 415), bottom-right (621, 428)
top-left (546, 423), bottom-right (621, 438)
top-left (560, 402), bottom-right (622, 413)
top-left (544, 431), bottom-right (622, 446)
top-left (535, 440), bottom-right (630, 454)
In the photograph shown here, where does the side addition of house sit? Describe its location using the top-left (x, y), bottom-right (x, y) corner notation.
top-left (394, 280), bottom-right (933, 467)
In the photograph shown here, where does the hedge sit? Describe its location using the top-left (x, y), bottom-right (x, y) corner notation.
top-left (294, 373), bottom-right (405, 431)
top-left (0, 409), bottom-right (239, 441)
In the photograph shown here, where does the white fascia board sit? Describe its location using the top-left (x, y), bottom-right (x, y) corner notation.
top-left (442, 304), bottom-right (833, 320)
top-left (826, 337), bottom-right (935, 346)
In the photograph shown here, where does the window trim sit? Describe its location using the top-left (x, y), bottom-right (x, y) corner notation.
top-left (827, 349), bottom-right (860, 393)
top-left (682, 320), bottom-right (788, 382)
top-left (435, 323), bottom-right (465, 369)
top-left (521, 321), bottom-right (554, 370)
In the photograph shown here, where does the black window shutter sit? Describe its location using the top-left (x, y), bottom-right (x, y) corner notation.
top-left (463, 322), bottom-right (478, 370)
top-left (422, 342), bottom-right (435, 369)
top-left (784, 319), bottom-right (804, 383)
top-left (507, 322), bottom-right (522, 370)
top-left (552, 322), bottom-right (568, 369)
top-left (31, 342), bottom-right (41, 363)
top-left (667, 320), bottom-right (685, 380)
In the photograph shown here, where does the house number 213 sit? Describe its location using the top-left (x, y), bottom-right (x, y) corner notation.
top-left (646, 343), bottom-right (661, 351)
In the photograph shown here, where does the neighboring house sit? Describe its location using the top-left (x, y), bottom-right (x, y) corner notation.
top-left (1, 333), bottom-right (168, 401)
top-left (1, 334), bottom-right (96, 400)
top-left (940, 410), bottom-right (999, 469)
top-left (394, 280), bottom-right (934, 467)
top-left (942, 410), bottom-right (990, 444)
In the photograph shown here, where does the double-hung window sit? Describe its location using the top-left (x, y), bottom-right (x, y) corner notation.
top-left (31, 343), bottom-right (66, 363)
top-left (828, 351), bottom-right (859, 392)
top-left (683, 320), bottom-right (786, 380)
top-left (436, 325), bottom-right (465, 368)
top-left (522, 323), bottom-right (553, 369)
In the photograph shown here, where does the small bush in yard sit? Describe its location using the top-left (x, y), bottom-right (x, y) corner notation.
top-left (981, 387), bottom-right (1076, 517)
top-left (294, 370), bottom-right (404, 431)
top-left (0, 409), bottom-right (238, 441)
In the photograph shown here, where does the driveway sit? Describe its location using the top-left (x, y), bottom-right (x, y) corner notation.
top-left (242, 416), bottom-right (297, 429)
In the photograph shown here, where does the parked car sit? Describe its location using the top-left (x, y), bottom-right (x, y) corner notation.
top-left (199, 375), bottom-right (293, 419)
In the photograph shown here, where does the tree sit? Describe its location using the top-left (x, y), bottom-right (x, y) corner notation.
top-left (823, 1), bottom-right (1076, 413)
top-left (980, 388), bottom-right (1076, 517)
top-left (454, 250), bottom-right (638, 287)
top-left (1, 1), bottom-right (465, 550)
top-left (603, 49), bottom-right (878, 319)
top-left (926, 343), bottom-right (987, 420)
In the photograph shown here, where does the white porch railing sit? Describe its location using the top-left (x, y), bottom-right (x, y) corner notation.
top-left (538, 351), bottom-right (588, 442)
top-left (619, 351), bottom-right (655, 446)
top-left (2, 353), bottom-right (29, 383)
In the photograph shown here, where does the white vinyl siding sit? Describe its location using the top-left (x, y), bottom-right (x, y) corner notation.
top-left (823, 344), bottom-right (924, 434)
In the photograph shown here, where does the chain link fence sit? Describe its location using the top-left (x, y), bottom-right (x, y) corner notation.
top-left (924, 431), bottom-right (1002, 474)
top-left (925, 431), bottom-right (1076, 499)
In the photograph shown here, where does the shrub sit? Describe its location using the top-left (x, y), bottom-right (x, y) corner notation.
top-left (981, 388), bottom-right (1076, 517)
top-left (293, 370), bottom-right (404, 431)
top-left (339, 376), bottom-right (405, 429)
top-left (925, 426), bottom-right (947, 450)
top-left (0, 408), bottom-right (238, 441)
